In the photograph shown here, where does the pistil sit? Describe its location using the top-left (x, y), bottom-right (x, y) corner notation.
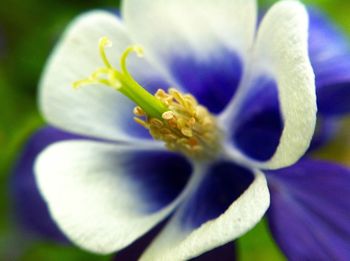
top-left (73, 37), bottom-right (167, 119)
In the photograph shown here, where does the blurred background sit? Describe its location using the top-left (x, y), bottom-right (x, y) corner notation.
top-left (1, 0), bottom-right (350, 260)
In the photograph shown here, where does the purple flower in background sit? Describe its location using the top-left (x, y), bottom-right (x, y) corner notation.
top-left (11, 0), bottom-right (350, 260)
top-left (266, 8), bottom-right (350, 260)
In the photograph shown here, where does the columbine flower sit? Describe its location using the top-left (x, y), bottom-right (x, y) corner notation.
top-left (11, 0), bottom-right (350, 260)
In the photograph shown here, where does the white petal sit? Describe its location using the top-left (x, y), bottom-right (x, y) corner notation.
top-left (35, 140), bottom-right (192, 254)
top-left (122, 0), bottom-right (257, 75)
top-left (222, 0), bottom-right (317, 169)
top-left (141, 169), bottom-right (270, 261)
top-left (39, 11), bottom-right (167, 142)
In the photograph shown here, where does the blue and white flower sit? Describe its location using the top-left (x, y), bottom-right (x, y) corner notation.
top-left (11, 0), bottom-right (350, 260)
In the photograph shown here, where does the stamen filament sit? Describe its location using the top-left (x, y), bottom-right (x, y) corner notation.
top-left (120, 45), bottom-right (144, 79)
top-left (99, 37), bottom-right (113, 68)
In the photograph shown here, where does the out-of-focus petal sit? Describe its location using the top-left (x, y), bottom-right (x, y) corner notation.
top-left (11, 127), bottom-right (81, 241)
top-left (141, 162), bottom-right (269, 260)
top-left (123, 0), bottom-right (257, 113)
top-left (267, 159), bottom-right (350, 260)
top-left (309, 9), bottom-right (350, 116)
top-left (35, 140), bottom-right (192, 254)
top-left (309, 118), bottom-right (340, 151)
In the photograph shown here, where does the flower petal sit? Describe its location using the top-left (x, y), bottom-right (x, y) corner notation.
top-left (35, 140), bottom-right (192, 254)
top-left (11, 127), bottom-right (80, 241)
top-left (116, 224), bottom-right (237, 261)
top-left (223, 0), bottom-right (316, 169)
top-left (266, 159), bottom-right (350, 260)
top-left (309, 117), bottom-right (340, 151)
top-left (140, 162), bottom-right (269, 260)
top-left (191, 242), bottom-right (236, 261)
top-left (228, 77), bottom-right (283, 161)
top-left (122, 0), bottom-right (257, 113)
top-left (309, 9), bottom-right (350, 116)
top-left (40, 11), bottom-right (169, 142)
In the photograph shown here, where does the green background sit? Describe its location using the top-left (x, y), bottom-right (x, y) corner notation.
top-left (1, 0), bottom-right (350, 260)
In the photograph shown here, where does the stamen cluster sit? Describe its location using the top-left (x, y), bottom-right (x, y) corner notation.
top-left (134, 88), bottom-right (221, 159)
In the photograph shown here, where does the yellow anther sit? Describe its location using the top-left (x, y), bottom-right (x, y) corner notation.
top-left (181, 128), bottom-right (193, 137)
top-left (134, 117), bottom-right (148, 128)
top-left (149, 118), bottom-right (164, 128)
top-left (162, 111), bottom-right (175, 120)
top-left (133, 106), bottom-right (145, 117)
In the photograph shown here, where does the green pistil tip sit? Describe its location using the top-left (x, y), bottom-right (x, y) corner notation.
top-left (73, 36), bottom-right (168, 119)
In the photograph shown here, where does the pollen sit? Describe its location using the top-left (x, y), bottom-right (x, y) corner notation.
top-left (134, 88), bottom-right (221, 160)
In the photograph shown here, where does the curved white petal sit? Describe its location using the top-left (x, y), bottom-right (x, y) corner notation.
top-left (35, 140), bottom-right (192, 254)
top-left (141, 169), bottom-right (270, 261)
top-left (122, 0), bottom-right (257, 79)
top-left (222, 0), bottom-right (317, 169)
top-left (40, 11), bottom-right (167, 142)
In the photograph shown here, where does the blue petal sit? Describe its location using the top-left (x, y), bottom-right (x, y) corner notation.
top-left (114, 221), bottom-right (167, 260)
top-left (190, 242), bottom-right (236, 261)
top-left (180, 161), bottom-right (254, 229)
top-left (123, 0), bottom-right (256, 114)
top-left (309, 117), bottom-right (340, 151)
top-left (139, 162), bottom-right (268, 260)
top-left (229, 72), bottom-right (339, 160)
top-left (11, 126), bottom-right (81, 241)
top-left (230, 77), bottom-right (283, 161)
top-left (114, 220), bottom-right (237, 261)
top-left (316, 82), bottom-right (350, 116)
top-left (124, 150), bottom-right (192, 213)
top-left (308, 8), bottom-right (350, 116)
top-left (266, 159), bottom-right (350, 260)
top-left (35, 139), bottom-right (193, 253)
top-left (168, 49), bottom-right (243, 114)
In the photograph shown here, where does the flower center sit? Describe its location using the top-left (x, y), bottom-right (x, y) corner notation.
top-left (73, 37), bottom-right (221, 160)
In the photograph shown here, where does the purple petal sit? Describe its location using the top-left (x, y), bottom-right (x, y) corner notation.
top-left (229, 73), bottom-right (339, 160)
top-left (35, 140), bottom-right (193, 253)
top-left (309, 117), bottom-right (340, 151)
top-left (190, 242), bottom-right (236, 261)
top-left (266, 159), bottom-right (350, 260)
top-left (11, 126), bottom-right (82, 241)
top-left (308, 9), bottom-right (350, 116)
top-left (123, 0), bottom-right (256, 115)
top-left (114, 220), bottom-right (167, 260)
top-left (121, 150), bottom-right (192, 213)
top-left (230, 77), bottom-right (283, 161)
top-left (180, 161), bottom-right (254, 229)
top-left (140, 161), bottom-right (269, 260)
top-left (114, 219), bottom-right (237, 261)
top-left (168, 49), bottom-right (243, 114)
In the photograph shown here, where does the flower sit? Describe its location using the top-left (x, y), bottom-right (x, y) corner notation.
top-left (265, 8), bottom-right (350, 260)
top-left (11, 0), bottom-right (350, 260)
